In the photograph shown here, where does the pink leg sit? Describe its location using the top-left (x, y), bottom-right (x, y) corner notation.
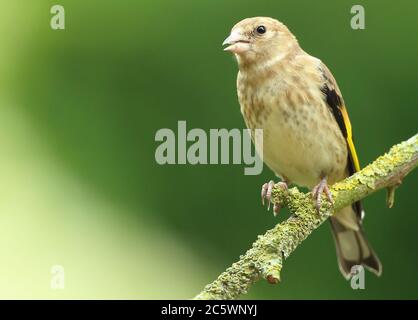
top-left (312, 177), bottom-right (334, 212)
top-left (261, 180), bottom-right (288, 216)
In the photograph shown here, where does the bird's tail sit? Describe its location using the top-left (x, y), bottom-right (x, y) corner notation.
top-left (330, 207), bottom-right (382, 279)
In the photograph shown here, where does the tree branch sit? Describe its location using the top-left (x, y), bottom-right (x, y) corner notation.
top-left (194, 134), bottom-right (418, 300)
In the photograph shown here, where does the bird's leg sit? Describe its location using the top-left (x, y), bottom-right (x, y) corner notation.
top-left (312, 177), bottom-right (334, 213)
top-left (261, 180), bottom-right (288, 216)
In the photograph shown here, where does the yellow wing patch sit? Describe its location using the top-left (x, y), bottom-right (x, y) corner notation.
top-left (341, 105), bottom-right (361, 172)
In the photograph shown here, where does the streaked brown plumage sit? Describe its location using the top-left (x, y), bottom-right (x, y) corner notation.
top-left (223, 17), bottom-right (382, 278)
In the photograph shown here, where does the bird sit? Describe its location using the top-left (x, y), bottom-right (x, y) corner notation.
top-left (222, 17), bottom-right (382, 279)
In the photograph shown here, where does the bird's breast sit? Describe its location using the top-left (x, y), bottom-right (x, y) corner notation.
top-left (237, 71), bottom-right (348, 188)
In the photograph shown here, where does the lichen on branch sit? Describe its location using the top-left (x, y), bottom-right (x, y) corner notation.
top-left (194, 134), bottom-right (418, 300)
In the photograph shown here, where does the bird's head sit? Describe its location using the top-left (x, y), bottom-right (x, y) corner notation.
top-left (223, 17), bottom-right (299, 68)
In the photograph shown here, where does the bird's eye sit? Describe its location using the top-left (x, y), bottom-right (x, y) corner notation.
top-left (256, 25), bottom-right (266, 34)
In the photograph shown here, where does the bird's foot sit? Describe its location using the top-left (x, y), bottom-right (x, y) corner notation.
top-left (261, 180), bottom-right (288, 216)
top-left (312, 177), bottom-right (334, 213)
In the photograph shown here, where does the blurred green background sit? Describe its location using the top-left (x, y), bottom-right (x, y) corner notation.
top-left (0, 0), bottom-right (417, 299)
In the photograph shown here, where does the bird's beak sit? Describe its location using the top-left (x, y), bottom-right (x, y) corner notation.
top-left (222, 31), bottom-right (250, 54)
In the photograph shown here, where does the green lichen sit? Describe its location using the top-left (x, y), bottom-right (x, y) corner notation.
top-left (194, 134), bottom-right (418, 300)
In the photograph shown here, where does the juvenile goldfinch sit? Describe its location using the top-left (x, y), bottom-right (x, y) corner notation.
top-left (223, 17), bottom-right (382, 278)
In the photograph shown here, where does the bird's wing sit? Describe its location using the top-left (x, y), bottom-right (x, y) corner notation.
top-left (319, 62), bottom-right (364, 219)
